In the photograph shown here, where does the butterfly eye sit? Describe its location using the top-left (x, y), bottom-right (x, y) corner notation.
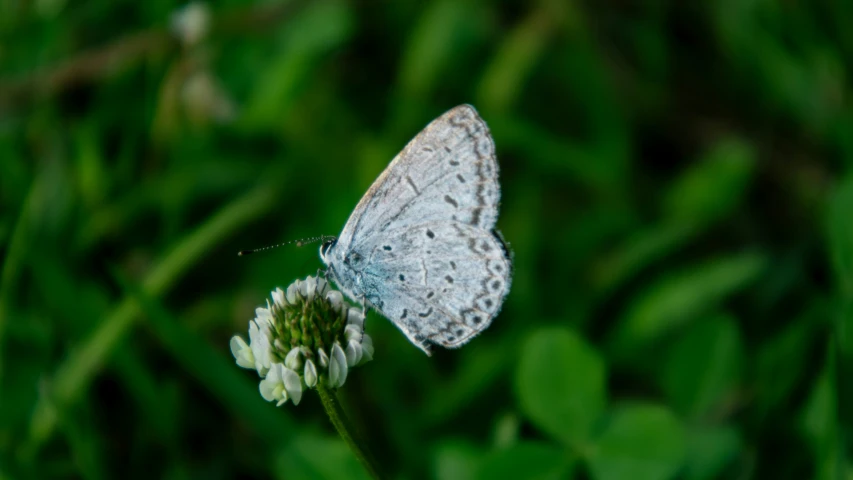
top-left (320, 239), bottom-right (336, 258)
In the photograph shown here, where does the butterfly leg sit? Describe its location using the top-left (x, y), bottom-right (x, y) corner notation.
top-left (360, 294), bottom-right (368, 318)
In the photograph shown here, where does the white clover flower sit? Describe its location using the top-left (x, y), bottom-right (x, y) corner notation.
top-left (304, 359), bottom-right (318, 388)
top-left (231, 275), bottom-right (375, 407)
top-left (360, 334), bottom-right (374, 364)
top-left (259, 363), bottom-right (289, 406)
top-left (329, 342), bottom-right (349, 388)
top-left (229, 336), bottom-right (254, 369)
top-left (345, 339), bottom-right (363, 367)
top-left (170, 1), bottom-right (211, 47)
top-left (317, 348), bottom-right (330, 368)
top-left (271, 287), bottom-right (286, 309)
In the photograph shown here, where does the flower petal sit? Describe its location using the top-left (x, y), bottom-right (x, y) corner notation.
top-left (317, 348), bottom-right (329, 368)
top-left (345, 339), bottom-right (363, 367)
top-left (286, 283), bottom-right (298, 304)
top-left (347, 308), bottom-right (365, 329)
top-left (326, 290), bottom-right (343, 309)
top-left (272, 287), bottom-right (286, 308)
top-left (303, 276), bottom-right (317, 302)
top-left (230, 336), bottom-right (255, 369)
top-left (282, 367), bottom-right (303, 405)
top-left (360, 334), bottom-right (374, 363)
top-left (304, 360), bottom-right (318, 388)
top-left (285, 348), bottom-right (303, 370)
top-left (330, 342), bottom-right (348, 387)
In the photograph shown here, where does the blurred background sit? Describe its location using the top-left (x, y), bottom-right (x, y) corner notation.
top-left (1, 0), bottom-right (850, 478)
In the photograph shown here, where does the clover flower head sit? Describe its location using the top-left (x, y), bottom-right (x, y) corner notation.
top-left (231, 275), bottom-right (374, 406)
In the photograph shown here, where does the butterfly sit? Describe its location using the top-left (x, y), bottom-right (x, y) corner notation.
top-left (320, 105), bottom-right (511, 355)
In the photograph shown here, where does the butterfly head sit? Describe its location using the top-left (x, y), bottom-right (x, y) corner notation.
top-left (319, 236), bottom-right (337, 263)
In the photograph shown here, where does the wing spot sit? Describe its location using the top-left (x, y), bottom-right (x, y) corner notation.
top-left (418, 308), bottom-right (433, 318)
top-left (485, 299), bottom-right (493, 308)
top-left (399, 274), bottom-right (405, 281)
top-left (400, 309), bottom-right (408, 319)
top-left (481, 240), bottom-right (492, 252)
top-left (449, 160), bottom-right (460, 166)
top-left (491, 280), bottom-right (501, 291)
top-left (445, 275), bottom-right (454, 284)
top-left (495, 265), bottom-right (503, 272)
top-left (426, 229), bottom-right (435, 239)
top-left (406, 176), bottom-right (420, 194)
top-left (456, 329), bottom-right (464, 337)
top-left (457, 174), bottom-right (466, 183)
top-left (383, 245), bottom-right (392, 251)
top-left (473, 316), bottom-right (482, 324)
top-left (450, 261), bottom-right (457, 270)
top-left (427, 291), bottom-right (434, 299)
top-left (444, 195), bottom-right (458, 208)
top-left (447, 335), bottom-right (456, 342)
top-left (471, 208), bottom-right (482, 226)
top-left (423, 146), bottom-right (434, 152)
top-left (444, 146), bottom-right (452, 153)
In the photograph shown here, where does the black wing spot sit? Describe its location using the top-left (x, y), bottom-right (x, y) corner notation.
top-left (444, 146), bottom-right (452, 153)
top-left (406, 176), bottom-right (420, 194)
top-left (400, 309), bottom-right (408, 319)
top-left (491, 280), bottom-right (501, 291)
top-left (418, 308), bottom-right (433, 318)
top-left (456, 174), bottom-right (466, 183)
top-left (399, 274), bottom-right (405, 281)
top-left (383, 245), bottom-right (392, 251)
top-left (426, 229), bottom-right (435, 239)
top-left (495, 265), bottom-right (503, 272)
top-left (471, 208), bottom-right (482, 226)
top-left (473, 316), bottom-right (482, 324)
top-left (445, 275), bottom-right (454, 283)
top-left (456, 329), bottom-right (464, 336)
top-left (481, 241), bottom-right (492, 252)
top-left (444, 195), bottom-right (458, 208)
top-left (450, 261), bottom-right (456, 270)
top-left (423, 146), bottom-right (434, 152)
top-left (485, 299), bottom-right (493, 308)
top-left (427, 291), bottom-right (435, 299)
top-left (447, 335), bottom-right (456, 342)
top-left (449, 160), bottom-right (460, 166)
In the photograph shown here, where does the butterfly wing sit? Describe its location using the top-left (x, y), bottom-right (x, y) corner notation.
top-left (326, 104), bottom-right (510, 354)
top-left (336, 104), bottom-right (500, 251)
top-left (358, 222), bottom-right (511, 353)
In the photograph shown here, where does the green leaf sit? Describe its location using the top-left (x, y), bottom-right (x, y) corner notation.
top-left (663, 138), bottom-right (755, 224)
top-left (799, 348), bottom-right (841, 480)
top-left (588, 404), bottom-right (686, 480)
top-left (516, 328), bottom-right (606, 448)
top-left (683, 425), bottom-right (741, 480)
top-left (434, 440), bottom-right (483, 480)
top-left (827, 176), bottom-right (853, 297)
top-left (240, 1), bottom-right (354, 129)
top-left (593, 222), bottom-right (696, 294)
top-left (610, 252), bottom-right (766, 355)
top-left (662, 314), bottom-right (744, 418)
top-left (476, 442), bottom-right (573, 480)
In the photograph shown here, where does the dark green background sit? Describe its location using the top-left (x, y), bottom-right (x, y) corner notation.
top-left (1, 0), bottom-right (849, 478)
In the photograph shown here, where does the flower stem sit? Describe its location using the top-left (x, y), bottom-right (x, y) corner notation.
top-left (316, 383), bottom-right (382, 479)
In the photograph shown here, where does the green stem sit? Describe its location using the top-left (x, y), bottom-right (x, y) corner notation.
top-left (316, 383), bottom-right (382, 480)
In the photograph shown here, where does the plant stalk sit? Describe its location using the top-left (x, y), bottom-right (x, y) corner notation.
top-left (316, 383), bottom-right (382, 479)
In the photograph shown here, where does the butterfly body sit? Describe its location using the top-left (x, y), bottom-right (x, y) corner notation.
top-left (321, 105), bottom-right (511, 354)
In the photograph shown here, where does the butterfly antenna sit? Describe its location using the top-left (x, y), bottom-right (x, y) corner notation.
top-left (237, 236), bottom-right (335, 256)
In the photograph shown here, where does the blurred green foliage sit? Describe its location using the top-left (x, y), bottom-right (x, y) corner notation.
top-left (0, 0), bottom-right (850, 478)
